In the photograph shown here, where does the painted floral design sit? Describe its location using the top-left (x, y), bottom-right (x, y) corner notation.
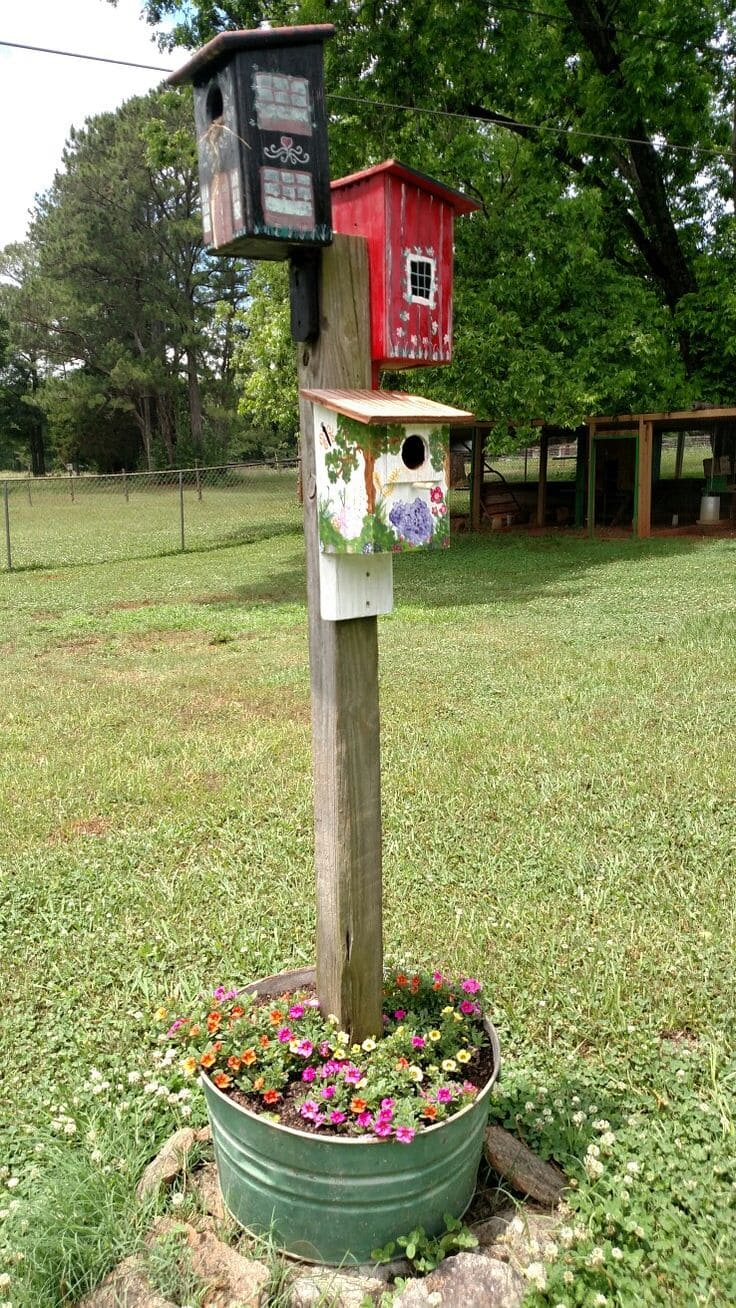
top-left (389, 497), bottom-right (435, 546)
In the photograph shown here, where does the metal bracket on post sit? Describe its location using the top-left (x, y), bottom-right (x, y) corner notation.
top-left (289, 249), bottom-right (322, 343)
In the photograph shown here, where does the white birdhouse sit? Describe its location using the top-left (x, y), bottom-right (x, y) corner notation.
top-left (300, 388), bottom-right (474, 620)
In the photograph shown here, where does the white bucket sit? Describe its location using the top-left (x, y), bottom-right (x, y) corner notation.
top-left (699, 495), bottom-right (721, 524)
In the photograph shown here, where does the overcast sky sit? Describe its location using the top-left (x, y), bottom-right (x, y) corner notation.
top-left (0, 0), bottom-right (189, 250)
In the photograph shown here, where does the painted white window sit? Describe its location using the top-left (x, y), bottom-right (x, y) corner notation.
top-left (405, 253), bottom-right (436, 305)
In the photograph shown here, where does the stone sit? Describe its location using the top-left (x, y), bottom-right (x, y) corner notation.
top-left (483, 1125), bottom-right (566, 1206)
top-left (481, 1209), bottom-right (563, 1274)
top-left (192, 1161), bottom-right (226, 1222)
top-left (288, 1267), bottom-right (387, 1306)
top-left (393, 1252), bottom-right (525, 1308)
top-left (146, 1216), bottom-right (269, 1308)
top-left (136, 1128), bottom-right (197, 1201)
top-left (77, 1255), bottom-right (176, 1308)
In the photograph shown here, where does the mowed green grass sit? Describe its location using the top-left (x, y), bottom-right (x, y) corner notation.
top-left (1, 526), bottom-right (735, 1304)
top-left (2, 469), bottom-right (302, 569)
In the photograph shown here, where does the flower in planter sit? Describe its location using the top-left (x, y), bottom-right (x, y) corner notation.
top-left (158, 969), bottom-right (490, 1144)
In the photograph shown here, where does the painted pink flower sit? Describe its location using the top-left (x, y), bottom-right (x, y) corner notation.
top-left (301, 1067), bottom-right (316, 1082)
top-left (277, 1027), bottom-right (294, 1043)
top-left (395, 1126), bottom-right (415, 1144)
top-left (461, 978), bottom-right (482, 994)
top-left (430, 486), bottom-right (444, 504)
top-left (288, 1004), bottom-right (305, 1019)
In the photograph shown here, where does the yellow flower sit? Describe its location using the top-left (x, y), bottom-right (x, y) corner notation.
top-left (351, 1044), bottom-right (362, 1056)
top-left (155, 1007), bottom-right (168, 1022)
top-left (456, 1049), bottom-right (471, 1064)
top-left (182, 1057), bottom-right (197, 1077)
top-left (336, 1031), bottom-right (350, 1045)
top-left (441, 1006), bottom-right (454, 1016)
top-left (441, 1058), bottom-right (457, 1072)
top-left (332, 1047), bottom-right (348, 1061)
top-left (361, 1037), bottom-right (376, 1052)
top-left (395, 1025), bottom-right (405, 1036)
top-left (452, 1012), bottom-right (463, 1022)
top-left (428, 1029), bottom-right (441, 1041)
top-left (326, 1013), bottom-right (339, 1026)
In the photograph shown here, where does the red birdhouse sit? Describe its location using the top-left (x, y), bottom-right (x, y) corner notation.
top-left (331, 159), bottom-right (479, 374)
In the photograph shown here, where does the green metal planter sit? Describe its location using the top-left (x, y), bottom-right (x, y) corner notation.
top-left (202, 967), bottom-right (501, 1265)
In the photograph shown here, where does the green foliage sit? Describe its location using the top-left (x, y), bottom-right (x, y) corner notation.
top-left (372, 1213), bottom-right (479, 1273)
top-left (234, 263), bottom-right (298, 455)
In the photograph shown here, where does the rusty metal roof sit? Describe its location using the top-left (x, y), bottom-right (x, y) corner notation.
top-left (168, 24), bottom-right (335, 86)
top-left (300, 389), bottom-right (475, 424)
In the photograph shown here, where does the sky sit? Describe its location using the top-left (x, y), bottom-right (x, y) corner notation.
top-left (0, 0), bottom-right (189, 250)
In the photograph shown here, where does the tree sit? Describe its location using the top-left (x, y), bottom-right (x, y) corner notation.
top-left (140, 0), bottom-right (736, 427)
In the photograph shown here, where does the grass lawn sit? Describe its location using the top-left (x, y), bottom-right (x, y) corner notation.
top-left (0, 526), bottom-right (735, 1305)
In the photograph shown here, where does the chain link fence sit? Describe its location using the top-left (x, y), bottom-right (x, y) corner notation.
top-left (0, 461), bottom-right (302, 571)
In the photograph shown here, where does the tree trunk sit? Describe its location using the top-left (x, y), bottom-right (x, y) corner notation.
top-left (186, 347), bottom-right (204, 454)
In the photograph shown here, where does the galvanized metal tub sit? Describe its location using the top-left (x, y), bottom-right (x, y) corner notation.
top-left (698, 494), bottom-right (721, 524)
top-left (202, 966), bottom-right (501, 1264)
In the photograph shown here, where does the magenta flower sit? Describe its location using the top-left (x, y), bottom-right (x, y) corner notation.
top-left (394, 1009), bottom-right (407, 1020)
top-left (432, 970), bottom-right (444, 984)
top-left (430, 486), bottom-right (444, 504)
top-left (344, 1066), bottom-right (362, 1085)
top-left (460, 1000), bottom-right (476, 1015)
top-left (462, 1081), bottom-right (478, 1095)
top-left (300, 1100), bottom-right (324, 1124)
top-left (322, 1059), bottom-right (341, 1077)
top-left (319, 1041), bottom-right (331, 1057)
top-left (321, 1084), bottom-right (336, 1100)
top-left (213, 985), bottom-right (239, 1001)
top-left (373, 1120), bottom-right (393, 1137)
top-left (461, 978), bottom-right (482, 994)
top-left (329, 1110), bottom-right (346, 1124)
top-left (301, 1067), bottom-right (316, 1083)
top-left (294, 1039), bottom-right (313, 1057)
top-left (395, 1126), bottom-right (415, 1144)
top-left (166, 1018), bottom-right (185, 1038)
top-left (436, 1087), bottom-right (453, 1103)
top-left (288, 1004), bottom-right (305, 1019)
top-left (277, 1027), bottom-right (293, 1044)
top-left (381, 1097), bottom-right (395, 1109)
top-left (356, 1110), bottom-right (373, 1128)
top-left (411, 1036), bottom-right (426, 1049)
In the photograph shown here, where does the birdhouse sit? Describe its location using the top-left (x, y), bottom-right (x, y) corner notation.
top-left (330, 160), bottom-right (480, 372)
top-left (300, 388), bottom-right (474, 620)
top-left (168, 24), bottom-right (334, 259)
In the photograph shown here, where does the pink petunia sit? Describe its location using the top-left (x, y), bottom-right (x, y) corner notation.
top-left (394, 1009), bottom-right (407, 1020)
top-left (343, 1066), bottom-right (362, 1085)
top-left (294, 1039), bottom-right (313, 1057)
top-left (277, 1027), bottom-right (294, 1043)
top-left (395, 1125), bottom-right (415, 1144)
top-left (436, 1087), bottom-right (453, 1103)
top-left (373, 1120), bottom-right (393, 1137)
top-left (329, 1110), bottom-right (346, 1125)
top-left (301, 1067), bottom-right (316, 1082)
top-left (462, 1081), bottom-right (478, 1095)
top-left (461, 978), bottom-right (482, 994)
top-left (166, 1018), bottom-right (185, 1038)
top-left (288, 1004), bottom-right (305, 1019)
top-left (356, 1111), bottom-right (373, 1128)
top-left (460, 1000), bottom-right (476, 1014)
top-left (321, 1084), bottom-right (336, 1100)
top-left (411, 1036), bottom-right (426, 1049)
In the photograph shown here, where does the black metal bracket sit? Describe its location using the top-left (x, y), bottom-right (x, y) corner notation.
top-left (289, 249), bottom-right (321, 343)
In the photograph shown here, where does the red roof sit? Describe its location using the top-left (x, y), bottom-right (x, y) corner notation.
top-left (331, 159), bottom-right (480, 215)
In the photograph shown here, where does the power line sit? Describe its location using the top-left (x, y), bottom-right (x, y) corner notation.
top-left (1, 36), bottom-right (734, 164)
top-left (0, 38), bottom-right (170, 73)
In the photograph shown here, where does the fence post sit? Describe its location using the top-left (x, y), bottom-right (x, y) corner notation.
top-left (179, 470), bottom-right (185, 551)
top-left (3, 483), bottom-right (11, 571)
top-left (123, 469), bottom-right (129, 502)
top-left (524, 446), bottom-right (528, 482)
top-left (68, 468), bottom-right (75, 503)
top-left (195, 460), bottom-right (202, 501)
top-left (27, 473), bottom-right (32, 506)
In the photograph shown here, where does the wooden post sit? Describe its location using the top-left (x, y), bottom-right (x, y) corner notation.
top-left (574, 429), bottom-right (587, 528)
top-left (195, 461), bottom-right (202, 501)
top-left (637, 418), bottom-right (653, 538)
top-left (297, 234), bottom-right (383, 1042)
top-left (536, 431), bottom-right (549, 527)
top-left (3, 483), bottom-right (11, 571)
top-left (674, 432), bottom-right (685, 479)
top-left (587, 421), bottom-right (596, 538)
top-left (470, 427), bottom-right (483, 532)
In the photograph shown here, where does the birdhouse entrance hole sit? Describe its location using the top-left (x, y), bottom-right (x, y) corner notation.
top-left (400, 433), bottom-right (427, 470)
top-left (206, 83), bottom-right (224, 123)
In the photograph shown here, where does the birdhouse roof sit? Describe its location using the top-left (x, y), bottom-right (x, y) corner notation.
top-left (330, 160), bottom-right (480, 215)
top-left (300, 389), bottom-right (475, 425)
top-left (168, 24), bottom-right (335, 86)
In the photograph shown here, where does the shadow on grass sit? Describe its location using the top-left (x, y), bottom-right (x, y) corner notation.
top-left (221, 529), bottom-right (725, 612)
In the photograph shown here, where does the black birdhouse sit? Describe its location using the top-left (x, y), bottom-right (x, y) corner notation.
top-left (169, 24), bottom-right (334, 260)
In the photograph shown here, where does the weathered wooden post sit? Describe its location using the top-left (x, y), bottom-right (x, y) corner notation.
top-left (3, 483), bottom-right (11, 571)
top-left (170, 30), bottom-right (476, 1041)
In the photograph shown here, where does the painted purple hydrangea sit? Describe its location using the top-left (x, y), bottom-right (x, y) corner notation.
top-left (389, 497), bottom-right (434, 546)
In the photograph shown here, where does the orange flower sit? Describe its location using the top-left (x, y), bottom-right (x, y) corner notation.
top-left (190, 1024), bottom-right (201, 1037)
top-left (432, 980), bottom-right (442, 991)
top-left (350, 1097), bottom-right (368, 1114)
top-left (269, 1009), bottom-right (284, 1025)
top-left (263, 1089), bottom-right (281, 1104)
top-left (212, 1041), bottom-right (223, 1053)
top-left (253, 1076), bottom-right (265, 1090)
top-left (227, 1056), bottom-right (241, 1072)
top-left (411, 975), bottom-right (420, 991)
top-left (230, 1005), bottom-right (245, 1019)
top-left (212, 1071), bottom-right (231, 1089)
top-left (259, 1035), bottom-right (270, 1048)
top-left (395, 973), bottom-right (408, 987)
top-left (241, 1049), bottom-right (258, 1066)
top-left (182, 1057), bottom-right (197, 1076)
top-left (207, 1012), bottom-right (222, 1033)
top-left (200, 1051), bottom-right (217, 1069)
top-left (422, 1104), bottom-right (438, 1120)
top-left (395, 1057), bottom-right (409, 1071)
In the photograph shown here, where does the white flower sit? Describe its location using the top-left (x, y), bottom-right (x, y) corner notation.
top-left (563, 1270), bottom-right (574, 1285)
top-left (626, 1160), bottom-right (640, 1174)
top-left (586, 1143), bottom-right (600, 1158)
top-left (572, 1110), bottom-right (586, 1126)
top-left (584, 1156), bottom-right (604, 1180)
top-left (587, 1246), bottom-right (605, 1268)
top-left (6, 1179), bottom-right (19, 1190)
top-left (143, 1082), bottom-right (159, 1095)
top-left (611, 1247), bottom-right (624, 1260)
top-left (90, 1150), bottom-right (103, 1164)
top-left (559, 1226), bottom-right (574, 1248)
top-left (592, 1118), bottom-right (610, 1131)
top-left (543, 1241), bottom-right (559, 1260)
top-left (594, 1296), bottom-right (608, 1307)
top-left (170, 1193), bottom-right (186, 1208)
top-left (127, 1071), bottom-right (142, 1084)
top-left (600, 1131), bottom-right (616, 1149)
top-left (0, 1274), bottom-right (10, 1289)
top-left (525, 1262), bottom-right (547, 1291)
